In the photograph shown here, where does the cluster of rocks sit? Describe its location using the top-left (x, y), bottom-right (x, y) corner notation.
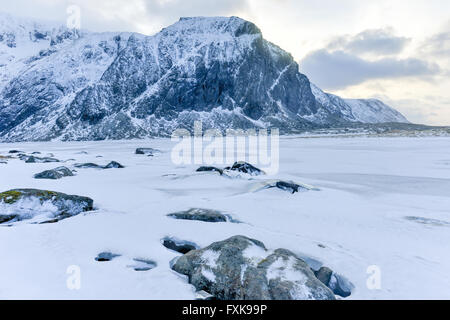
top-left (197, 162), bottom-right (311, 194)
top-left (171, 236), bottom-right (352, 300)
top-left (197, 161), bottom-right (265, 177)
top-left (0, 189), bottom-right (94, 225)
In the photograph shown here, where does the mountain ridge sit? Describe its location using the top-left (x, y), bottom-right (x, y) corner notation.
top-left (0, 13), bottom-right (409, 142)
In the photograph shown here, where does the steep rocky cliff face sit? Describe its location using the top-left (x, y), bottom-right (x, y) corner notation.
top-left (0, 14), bottom-right (408, 141)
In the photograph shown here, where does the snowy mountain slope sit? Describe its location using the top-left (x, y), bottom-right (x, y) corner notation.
top-left (0, 14), bottom-right (409, 142)
top-left (310, 83), bottom-right (409, 124)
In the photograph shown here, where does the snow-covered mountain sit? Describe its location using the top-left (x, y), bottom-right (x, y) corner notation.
top-left (0, 13), bottom-right (408, 141)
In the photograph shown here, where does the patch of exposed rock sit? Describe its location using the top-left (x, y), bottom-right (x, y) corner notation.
top-left (135, 148), bottom-right (161, 156)
top-left (171, 235), bottom-right (337, 300)
top-left (162, 237), bottom-right (200, 254)
top-left (168, 208), bottom-right (229, 223)
top-left (74, 161), bottom-right (124, 169)
top-left (34, 166), bottom-right (74, 180)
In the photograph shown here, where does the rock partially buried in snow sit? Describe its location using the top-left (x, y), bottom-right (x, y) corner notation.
top-left (249, 180), bottom-right (320, 194)
top-left (225, 162), bottom-right (265, 176)
top-left (23, 155), bottom-right (60, 163)
top-left (0, 189), bottom-right (94, 224)
top-left (95, 252), bottom-right (121, 262)
top-left (74, 161), bottom-right (124, 169)
top-left (168, 208), bottom-right (229, 223)
top-left (34, 166), bottom-right (74, 180)
top-left (128, 259), bottom-right (157, 271)
top-left (171, 235), bottom-right (336, 300)
top-left (314, 267), bottom-right (354, 298)
top-left (196, 166), bottom-right (224, 175)
top-left (135, 148), bottom-right (161, 156)
top-left (103, 161), bottom-right (125, 169)
top-left (162, 237), bottom-right (200, 254)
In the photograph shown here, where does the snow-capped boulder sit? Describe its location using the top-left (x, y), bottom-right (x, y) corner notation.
top-left (0, 189), bottom-right (94, 224)
top-left (34, 166), bottom-right (74, 179)
top-left (171, 235), bottom-right (336, 300)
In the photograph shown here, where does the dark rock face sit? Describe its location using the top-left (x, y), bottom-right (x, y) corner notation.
top-left (196, 167), bottom-right (224, 175)
top-left (0, 189), bottom-right (94, 224)
top-left (162, 237), bottom-right (199, 254)
top-left (135, 148), bottom-right (161, 156)
top-left (95, 252), bottom-right (121, 262)
top-left (171, 235), bottom-right (336, 300)
top-left (226, 162), bottom-right (265, 176)
top-left (34, 166), bottom-right (74, 179)
top-left (168, 208), bottom-right (228, 223)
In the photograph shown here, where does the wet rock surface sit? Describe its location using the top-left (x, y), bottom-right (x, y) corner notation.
top-left (168, 208), bottom-right (229, 223)
top-left (0, 189), bottom-right (94, 224)
top-left (34, 166), bottom-right (74, 180)
top-left (171, 235), bottom-right (337, 300)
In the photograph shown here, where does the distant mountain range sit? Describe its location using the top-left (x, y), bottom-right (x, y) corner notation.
top-left (0, 13), bottom-right (409, 141)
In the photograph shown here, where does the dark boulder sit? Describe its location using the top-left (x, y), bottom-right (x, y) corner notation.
top-left (226, 162), bottom-right (265, 176)
top-left (34, 166), bottom-right (74, 180)
top-left (95, 252), bottom-right (121, 262)
top-left (162, 237), bottom-right (199, 254)
top-left (168, 208), bottom-right (228, 223)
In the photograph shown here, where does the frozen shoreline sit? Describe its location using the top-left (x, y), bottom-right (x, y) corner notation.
top-left (0, 136), bottom-right (449, 299)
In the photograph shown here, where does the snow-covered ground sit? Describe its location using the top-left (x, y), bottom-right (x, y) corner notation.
top-left (0, 136), bottom-right (449, 300)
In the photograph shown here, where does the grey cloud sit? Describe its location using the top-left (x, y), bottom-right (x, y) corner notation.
top-left (301, 49), bottom-right (440, 90)
top-left (420, 31), bottom-right (450, 57)
top-left (328, 28), bottom-right (410, 55)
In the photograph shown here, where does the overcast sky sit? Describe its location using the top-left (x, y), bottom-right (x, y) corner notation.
top-left (2, 0), bottom-right (449, 125)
